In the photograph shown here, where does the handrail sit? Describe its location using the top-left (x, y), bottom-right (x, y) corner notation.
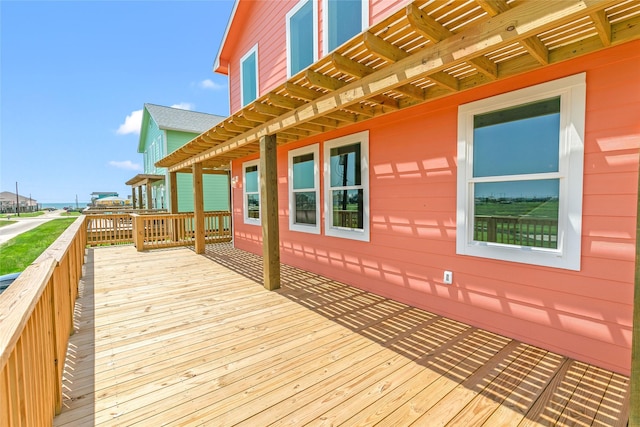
top-left (132, 211), bottom-right (232, 251)
top-left (86, 213), bottom-right (134, 246)
top-left (0, 215), bottom-right (86, 425)
top-left (84, 208), bottom-right (167, 214)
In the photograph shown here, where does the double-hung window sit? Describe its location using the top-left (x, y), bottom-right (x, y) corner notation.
top-left (289, 144), bottom-right (320, 234)
top-left (243, 159), bottom-right (260, 224)
top-left (286, 0), bottom-right (318, 77)
top-left (456, 73), bottom-right (586, 270)
top-left (324, 131), bottom-right (369, 241)
top-left (322, 0), bottom-right (368, 53)
top-left (240, 44), bottom-right (258, 107)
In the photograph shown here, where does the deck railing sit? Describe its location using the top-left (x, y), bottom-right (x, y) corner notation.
top-left (474, 215), bottom-right (558, 248)
top-left (86, 213), bottom-right (134, 246)
top-left (84, 207), bottom-right (167, 215)
top-left (0, 215), bottom-right (86, 426)
top-left (132, 211), bottom-right (232, 251)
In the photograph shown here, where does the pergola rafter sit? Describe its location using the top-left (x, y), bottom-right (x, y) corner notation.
top-left (156, 0), bottom-right (639, 173)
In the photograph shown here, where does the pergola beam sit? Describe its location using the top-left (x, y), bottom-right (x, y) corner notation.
top-left (284, 82), bottom-right (324, 101)
top-left (363, 31), bottom-right (409, 63)
top-left (475, 0), bottom-right (510, 17)
top-left (406, 3), bottom-right (452, 43)
top-left (591, 9), bottom-right (612, 46)
top-left (166, 0), bottom-right (623, 173)
top-left (469, 56), bottom-right (498, 80)
top-left (331, 53), bottom-right (374, 78)
top-left (521, 36), bottom-right (549, 65)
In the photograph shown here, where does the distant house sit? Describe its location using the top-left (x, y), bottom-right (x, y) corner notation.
top-left (0, 191), bottom-right (38, 213)
top-left (126, 104), bottom-right (229, 212)
top-left (90, 192), bottom-right (119, 206)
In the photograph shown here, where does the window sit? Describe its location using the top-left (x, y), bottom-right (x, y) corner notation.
top-left (324, 131), bottom-right (369, 241)
top-left (289, 144), bottom-right (320, 234)
top-left (286, 0), bottom-right (318, 77)
top-left (322, 0), bottom-right (368, 54)
top-left (456, 73), bottom-right (586, 270)
top-left (240, 44), bottom-right (258, 107)
top-left (243, 159), bottom-right (260, 224)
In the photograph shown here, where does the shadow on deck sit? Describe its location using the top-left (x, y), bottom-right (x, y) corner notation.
top-left (202, 243), bottom-right (631, 426)
top-left (54, 243), bottom-right (629, 426)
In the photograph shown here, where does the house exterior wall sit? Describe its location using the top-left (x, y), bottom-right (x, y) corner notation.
top-left (163, 130), bottom-right (229, 212)
top-left (142, 117), bottom-right (166, 176)
top-left (176, 173), bottom-right (230, 213)
top-left (224, 0), bottom-right (411, 114)
top-left (230, 41), bottom-right (640, 375)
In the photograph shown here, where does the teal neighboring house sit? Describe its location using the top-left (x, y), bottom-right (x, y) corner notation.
top-left (126, 104), bottom-right (229, 212)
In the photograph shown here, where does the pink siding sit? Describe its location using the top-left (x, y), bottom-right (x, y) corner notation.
top-left (231, 41), bottom-right (640, 375)
top-left (223, 1), bottom-right (411, 113)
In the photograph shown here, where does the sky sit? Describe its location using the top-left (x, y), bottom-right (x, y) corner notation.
top-left (1, 0), bottom-right (235, 203)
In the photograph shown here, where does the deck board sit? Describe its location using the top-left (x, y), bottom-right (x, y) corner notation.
top-left (54, 244), bottom-right (630, 426)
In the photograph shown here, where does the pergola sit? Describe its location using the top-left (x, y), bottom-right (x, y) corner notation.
top-left (125, 174), bottom-right (164, 209)
top-left (154, 1), bottom-right (640, 418)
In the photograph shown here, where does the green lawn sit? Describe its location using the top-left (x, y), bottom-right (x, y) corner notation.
top-left (0, 221), bottom-right (17, 228)
top-left (9, 211), bottom-right (46, 218)
top-left (0, 218), bottom-right (77, 275)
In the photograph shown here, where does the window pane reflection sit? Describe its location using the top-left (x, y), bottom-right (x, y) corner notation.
top-left (474, 179), bottom-right (559, 248)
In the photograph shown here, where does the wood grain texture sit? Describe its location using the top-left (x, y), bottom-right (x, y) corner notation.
top-left (52, 244), bottom-right (630, 426)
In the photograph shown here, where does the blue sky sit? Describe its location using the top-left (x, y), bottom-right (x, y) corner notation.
top-left (1, 0), bottom-right (234, 203)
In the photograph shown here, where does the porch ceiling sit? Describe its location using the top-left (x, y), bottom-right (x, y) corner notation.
top-left (125, 173), bottom-right (165, 187)
top-left (156, 0), bottom-right (640, 172)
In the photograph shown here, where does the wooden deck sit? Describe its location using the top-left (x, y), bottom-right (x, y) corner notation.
top-left (54, 244), bottom-right (630, 426)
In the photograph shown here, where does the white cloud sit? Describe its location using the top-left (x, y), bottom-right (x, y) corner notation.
top-left (109, 160), bottom-right (142, 171)
top-left (116, 109), bottom-right (143, 135)
top-left (171, 102), bottom-right (194, 110)
top-left (199, 79), bottom-right (224, 90)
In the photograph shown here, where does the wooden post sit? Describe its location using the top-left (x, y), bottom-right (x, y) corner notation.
top-left (146, 182), bottom-right (153, 209)
top-left (137, 186), bottom-right (143, 211)
top-left (169, 172), bottom-right (178, 214)
top-left (169, 172), bottom-right (179, 242)
top-left (131, 187), bottom-right (136, 209)
top-left (630, 153), bottom-right (640, 426)
top-left (193, 163), bottom-right (205, 254)
top-left (132, 214), bottom-right (145, 251)
top-left (260, 134), bottom-right (280, 290)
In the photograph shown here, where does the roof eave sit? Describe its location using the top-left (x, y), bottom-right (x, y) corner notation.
top-left (212, 0), bottom-right (240, 75)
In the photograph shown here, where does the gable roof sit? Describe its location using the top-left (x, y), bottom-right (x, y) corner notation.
top-left (138, 104), bottom-right (226, 153)
top-left (144, 104), bottom-right (226, 134)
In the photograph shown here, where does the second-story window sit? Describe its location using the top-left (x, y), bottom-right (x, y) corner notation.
top-left (286, 0), bottom-right (318, 77)
top-left (323, 0), bottom-right (367, 53)
top-left (240, 44), bottom-right (259, 107)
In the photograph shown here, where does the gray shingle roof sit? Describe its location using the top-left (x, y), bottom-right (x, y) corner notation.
top-left (144, 104), bottom-right (225, 134)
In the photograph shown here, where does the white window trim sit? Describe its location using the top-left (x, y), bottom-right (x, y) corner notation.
top-left (456, 73), bottom-right (586, 271)
top-left (286, 0), bottom-right (318, 78)
top-left (239, 44), bottom-right (259, 107)
top-left (324, 131), bottom-right (370, 242)
top-left (288, 144), bottom-right (320, 234)
top-left (243, 159), bottom-right (261, 225)
top-left (321, 0), bottom-right (368, 56)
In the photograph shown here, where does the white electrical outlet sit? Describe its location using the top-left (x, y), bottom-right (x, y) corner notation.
top-left (443, 271), bottom-right (453, 285)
